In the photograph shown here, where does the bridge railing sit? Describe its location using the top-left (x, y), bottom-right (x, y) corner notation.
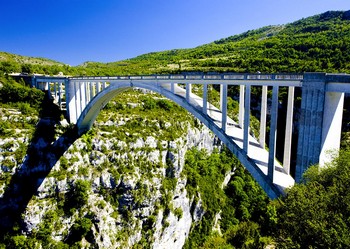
top-left (69, 73), bottom-right (303, 82)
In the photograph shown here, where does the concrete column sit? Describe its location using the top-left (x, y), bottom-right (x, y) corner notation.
top-left (239, 85), bottom-right (245, 128)
top-left (58, 82), bottom-right (62, 108)
top-left (243, 85), bottom-right (251, 152)
top-left (54, 82), bottom-right (57, 100)
top-left (171, 82), bottom-right (175, 93)
top-left (221, 84), bottom-right (228, 131)
top-left (203, 84), bottom-right (207, 115)
top-left (319, 91), bottom-right (344, 166)
top-left (268, 85), bottom-right (279, 181)
top-left (85, 82), bottom-right (89, 103)
top-left (220, 84), bottom-right (224, 110)
top-left (65, 79), bottom-right (74, 122)
top-left (259, 85), bottom-right (268, 148)
top-left (283, 86), bottom-right (295, 174)
top-left (46, 82), bottom-right (50, 93)
top-left (97, 82), bottom-right (101, 93)
top-left (67, 80), bottom-right (78, 124)
top-left (295, 73), bottom-right (326, 182)
top-left (90, 82), bottom-right (94, 100)
top-left (85, 82), bottom-right (89, 105)
top-left (31, 76), bottom-right (35, 88)
top-left (103, 82), bottom-right (106, 90)
top-left (80, 82), bottom-right (87, 113)
top-left (75, 81), bottom-right (81, 122)
top-left (186, 83), bottom-right (191, 103)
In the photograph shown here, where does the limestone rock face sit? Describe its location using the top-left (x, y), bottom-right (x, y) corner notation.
top-left (0, 92), bottom-right (220, 249)
top-left (0, 98), bottom-right (225, 249)
top-left (22, 121), bottom-right (216, 248)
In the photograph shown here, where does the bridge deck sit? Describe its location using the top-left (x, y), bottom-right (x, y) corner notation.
top-left (164, 83), bottom-right (295, 193)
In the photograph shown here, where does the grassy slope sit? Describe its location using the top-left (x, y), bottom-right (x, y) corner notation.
top-left (0, 52), bottom-right (65, 66)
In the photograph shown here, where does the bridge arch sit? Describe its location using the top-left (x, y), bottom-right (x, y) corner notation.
top-left (32, 73), bottom-right (350, 199)
top-left (76, 81), bottom-right (282, 198)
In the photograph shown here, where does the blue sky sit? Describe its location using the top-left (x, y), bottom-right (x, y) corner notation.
top-left (0, 0), bottom-right (349, 65)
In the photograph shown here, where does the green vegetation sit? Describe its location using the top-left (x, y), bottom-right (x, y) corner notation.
top-left (183, 148), bottom-right (274, 248)
top-left (0, 76), bottom-right (44, 114)
top-left (182, 147), bottom-right (350, 248)
top-left (63, 180), bottom-right (91, 216)
top-left (96, 90), bottom-right (195, 142)
top-left (274, 150), bottom-right (350, 248)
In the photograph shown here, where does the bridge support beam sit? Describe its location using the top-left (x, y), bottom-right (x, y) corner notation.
top-left (75, 82), bottom-right (81, 118)
top-left (91, 82), bottom-right (94, 100)
top-left (203, 84), bottom-right (207, 115)
top-left (319, 91), bottom-right (344, 166)
top-left (239, 85), bottom-right (245, 128)
top-left (67, 80), bottom-right (77, 123)
top-left (186, 83), bottom-right (191, 102)
top-left (58, 82), bottom-right (62, 108)
top-left (171, 82), bottom-right (175, 93)
top-left (283, 86), bottom-right (295, 174)
top-left (268, 86), bottom-right (279, 180)
top-left (220, 84), bottom-right (228, 131)
top-left (259, 85), bottom-right (268, 148)
top-left (243, 85), bottom-right (251, 152)
top-left (53, 82), bottom-right (57, 100)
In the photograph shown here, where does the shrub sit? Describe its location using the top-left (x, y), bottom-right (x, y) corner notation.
top-left (157, 99), bottom-right (173, 111)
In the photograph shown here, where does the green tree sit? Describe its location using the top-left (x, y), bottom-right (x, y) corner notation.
top-left (0, 61), bottom-right (20, 74)
top-left (276, 149), bottom-right (350, 248)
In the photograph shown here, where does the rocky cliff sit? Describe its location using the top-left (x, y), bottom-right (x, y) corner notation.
top-left (0, 89), bottom-right (226, 248)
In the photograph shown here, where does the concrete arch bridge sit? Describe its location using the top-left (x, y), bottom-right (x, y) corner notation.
top-left (32, 72), bottom-right (350, 199)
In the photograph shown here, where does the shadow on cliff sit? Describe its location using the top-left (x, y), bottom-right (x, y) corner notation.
top-left (0, 92), bottom-right (79, 238)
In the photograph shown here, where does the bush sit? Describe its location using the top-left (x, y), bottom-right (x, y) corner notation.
top-left (65, 217), bottom-right (92, 245)
top-left (0, 79), bottom-right (44, 110)
top-left (157, 99), bottom-right (173, 111)
top-left (17, 102), bottom-right (33, 115)
top-left (142, 98), bottom-right (157, 110)
top-left (64, 180), bottom-right (90, 215)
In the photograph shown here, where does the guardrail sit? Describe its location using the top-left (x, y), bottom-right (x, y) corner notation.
top-left (69, 73), bottom-right (304, 81)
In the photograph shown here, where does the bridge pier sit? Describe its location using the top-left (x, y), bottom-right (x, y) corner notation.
top-left (186, 83), bottom-right (192, 102)
top-left (268, 86), bottom-right (279, 181)
top-left (202, 84), bottom-right (207, 115)
top-left (239, 85), bottom-right (245, 128)
top-left (220, 84), bottom-right (228, 131)
top-left (283, 86), bottom-right (295, 174)
top-left (259, 85), bottom-right (268, 148)
top-left (243, 85), bottom-right (251, 152)
top-left (319, 91), bottom-right (344, 166)
top-left (67, 80), bottom-right (78, 123)
top-left (295, 73), bottom-right (344, 182)
top-left (90, 82), bottom-right (94, 101)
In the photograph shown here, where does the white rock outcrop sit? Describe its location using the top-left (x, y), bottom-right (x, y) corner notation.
top-left (21, 118), bottom-right (219, 248)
